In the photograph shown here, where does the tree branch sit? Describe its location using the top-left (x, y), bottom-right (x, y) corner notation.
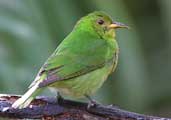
top-left (0, 94), bottom-right (170, 120)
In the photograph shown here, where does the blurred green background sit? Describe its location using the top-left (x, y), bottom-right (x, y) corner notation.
top-left (0, 0), bottom-right (170, 117)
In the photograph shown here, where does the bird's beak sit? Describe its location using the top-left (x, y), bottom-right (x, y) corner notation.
top-left (109, 21), bottom-right (129, 29)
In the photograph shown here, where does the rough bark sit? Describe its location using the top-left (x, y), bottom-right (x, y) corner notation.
top-left (0, 94), bottom-right (170, 120)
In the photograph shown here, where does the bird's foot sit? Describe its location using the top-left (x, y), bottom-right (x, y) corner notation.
top-left (87, 99), bottom-right (101, 109)
top-left (85, 94), bottom-right (101, 109)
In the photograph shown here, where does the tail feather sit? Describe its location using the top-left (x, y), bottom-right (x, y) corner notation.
top-left (12, 82), bottom-right (42, 109)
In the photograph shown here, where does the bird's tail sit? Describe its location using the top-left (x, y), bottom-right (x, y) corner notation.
top-left (12, 82), bottom-right (43, 109)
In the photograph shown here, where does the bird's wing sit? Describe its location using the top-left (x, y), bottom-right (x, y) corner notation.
top-left (38, 56), bottom-right (110, 87)
top-left (30, 37), bottom-right (115, 88)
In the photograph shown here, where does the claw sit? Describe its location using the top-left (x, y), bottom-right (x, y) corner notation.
top-left (85, 94), bottom-right (101, 109)
top-left (87, 100), bottom-right (100, 109)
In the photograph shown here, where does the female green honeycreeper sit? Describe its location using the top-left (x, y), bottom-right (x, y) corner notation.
top-left (12, 11), bottom-right (128, 109)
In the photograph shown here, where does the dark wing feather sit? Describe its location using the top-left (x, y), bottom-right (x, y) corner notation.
top-left (38, 62), bottom-right (105, 87)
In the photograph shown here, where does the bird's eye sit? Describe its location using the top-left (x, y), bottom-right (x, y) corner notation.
top-left (97, 19), bottom-right (104, 25)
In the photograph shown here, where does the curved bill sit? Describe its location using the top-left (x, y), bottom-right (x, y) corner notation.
top-left (109, 21), bottom-right (130, 29)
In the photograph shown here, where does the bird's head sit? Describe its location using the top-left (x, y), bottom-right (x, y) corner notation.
top-left (74, 11), bottom-right (129, 39)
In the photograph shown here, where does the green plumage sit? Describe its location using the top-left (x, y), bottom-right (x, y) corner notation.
top-left (12, 11), bottom-right (127, 109)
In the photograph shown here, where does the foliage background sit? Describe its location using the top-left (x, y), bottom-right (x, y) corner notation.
top-left (0, 0), bottom-right (170, 117)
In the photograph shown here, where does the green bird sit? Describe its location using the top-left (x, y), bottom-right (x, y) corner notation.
top-left (12, 11), bottom-right (128, 109)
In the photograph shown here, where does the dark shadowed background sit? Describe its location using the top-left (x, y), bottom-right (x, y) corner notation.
top-left (0, 0), bottom-right (170, 117)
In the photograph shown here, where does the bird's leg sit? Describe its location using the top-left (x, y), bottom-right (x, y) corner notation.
top-left (85, 94), bottom-right (100, 109)
top-left (56, 92), bottom-right (64, 104)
